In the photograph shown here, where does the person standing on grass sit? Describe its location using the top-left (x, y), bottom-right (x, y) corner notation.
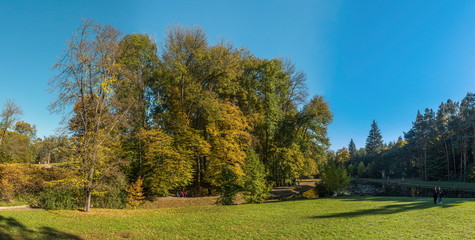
top-left (433, 186), bottom-right (438, 204)
top-left (438, 186), bottom-right (444, 204)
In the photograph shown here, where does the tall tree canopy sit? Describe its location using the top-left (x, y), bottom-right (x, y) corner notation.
top-left (348, 92), bottom-right (475, 182)
top-left (45, 21), bottom-right (334, 208)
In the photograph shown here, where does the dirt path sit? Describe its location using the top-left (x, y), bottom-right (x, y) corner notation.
top-left (268, 179), bottom-right (317, 201)
top-left (0, 205), bottom-right (32, 211)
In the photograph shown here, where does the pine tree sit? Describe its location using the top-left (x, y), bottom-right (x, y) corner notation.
top-left (357, 161), bottom-right (366, 178)
top-left (348, 139), bottom-right (356, 156)
top-left (126, 177), bottom-right (145, 207)
top-left (366, 120), bottom-right (384, 156)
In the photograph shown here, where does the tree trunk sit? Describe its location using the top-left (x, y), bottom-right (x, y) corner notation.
top-left (84, 186), bottom-right (92, 212)
top-left (464, 147), bottom-right (467, 182)
top-left (460, 147), bottom-right (463, 181)
top-left (424, 146), bottom-right (427, 181)
top-left (196, 156), bottom-right (202, 192)
top-left (451, 139), bottom-right (456, 181)
top-left (444, 140), bottom-right (449, 180)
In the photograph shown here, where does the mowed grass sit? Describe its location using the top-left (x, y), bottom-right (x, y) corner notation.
top-left (1, 196), bottom-right (475, 239)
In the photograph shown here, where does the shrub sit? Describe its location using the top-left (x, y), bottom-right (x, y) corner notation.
top-left (319, 161), bottom-right (350, 196)
top-left (315, 182), bottom-right (329, 197)
top-left (243, 148), bottom-right (270, 203)
top-left (302, 189), bottom-right (318, 199)
top-left (39, 188), bottom-right (78, 210)
top-left (217, 166), bottom-right (241, 205)
top-left (126, 177), bottom-right (145, 207)
top-left (39, 178), bottom-right (83, 210)
top-left (0, 179), bottom-right (14, 202)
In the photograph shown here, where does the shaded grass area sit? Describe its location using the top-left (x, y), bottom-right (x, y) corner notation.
top-left (0, 196), bottom-right (475, 239)
top-left (360, 178), bottom-right (475, 191)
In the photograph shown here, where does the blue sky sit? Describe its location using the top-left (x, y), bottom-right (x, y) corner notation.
top-left (1, 0), bottom-right (474, 150)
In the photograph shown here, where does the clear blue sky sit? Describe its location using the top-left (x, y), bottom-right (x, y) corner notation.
top-left (1, 0), bottom-right (474, 150)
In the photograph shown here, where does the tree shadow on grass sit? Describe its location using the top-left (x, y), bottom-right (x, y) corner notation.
top-left (0, 215), bottom-right (82, 240)
top-left (312, 197), bottom-right (466, 219)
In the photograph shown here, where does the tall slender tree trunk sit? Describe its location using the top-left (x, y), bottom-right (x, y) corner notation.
top-left (196, 156), bottom-right (202, 192)
top-left (84, 186), bottom-right (92, 212)
top-left (444, 140), bottom-right (450, 180)
top-left (451, 139), bottom-right (456, 180)
top-left (424, 146), bottom-right (427, 181)
top-left (463, 147), bottom-right (467, 182)
top-left (460, 147), bottom-right (464, 181)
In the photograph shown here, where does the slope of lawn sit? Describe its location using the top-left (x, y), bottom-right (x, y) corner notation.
top-left (0, 196), bottom-right (474, 239)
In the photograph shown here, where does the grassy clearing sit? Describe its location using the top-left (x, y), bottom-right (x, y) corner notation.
top-left (0, 196), bottom-right (474, 239)
top-left (0, 200), bottom-right (29, 207)
top-left (361, 178), bottom-right (475, 191)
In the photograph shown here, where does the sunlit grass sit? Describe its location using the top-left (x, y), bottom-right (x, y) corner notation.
top-left (1, 196), bottom-right (474, 239)
top-left (0, 200), bottom-right (29, 207)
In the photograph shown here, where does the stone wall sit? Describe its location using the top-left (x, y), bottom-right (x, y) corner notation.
top-left (349, 180), bottom-right (475, 198)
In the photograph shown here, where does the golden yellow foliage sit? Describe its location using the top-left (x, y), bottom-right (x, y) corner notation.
top-left (126, 177), bottom-right (145, 207)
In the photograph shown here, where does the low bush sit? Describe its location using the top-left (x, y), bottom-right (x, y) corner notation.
top-left (318, 161), bottom-right (350, 196)
top-left (302, 189), bottom-right (318, 199)
top-left (39, 178), bottom-right (83, 210)
top-left (39, 188), bottom-right (78, 210)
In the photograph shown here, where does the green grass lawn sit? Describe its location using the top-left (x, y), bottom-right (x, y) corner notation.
top-left (1, 196), bottom-right (474, 239)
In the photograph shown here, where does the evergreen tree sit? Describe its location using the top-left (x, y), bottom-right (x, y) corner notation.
top-left (365, 120), bottom-right (384, 156)
top-left (357, 161), bottom-right (366, 178)
top-left (348, 139), bottom-right (356, 156)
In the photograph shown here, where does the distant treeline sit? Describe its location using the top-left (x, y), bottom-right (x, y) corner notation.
top-left (0, 20), bottom-right (332, 210)
top-left (344, 92), bottom-right (475, 182)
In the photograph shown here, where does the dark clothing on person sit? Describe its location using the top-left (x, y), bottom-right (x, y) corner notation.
top-left (438, 190), bottom-right (444, 204)
top-left (433, 189), bottom-right (438, 204)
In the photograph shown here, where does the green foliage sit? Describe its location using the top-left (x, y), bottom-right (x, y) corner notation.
top-left (366, 162), bottom-right (376, 178)
top-left (348, 139), bottom-right (356, 156)
top-left (468, 163), bottom-right (475, 183)
top-left (39, 188), bottom-right (79, 210)
top-left (347, 92), bottom-right (475, 182)
top-left (216, 166), bottom-right (241, 205)
top-left (44, 22), bottom-right (335, 206)
top-left (319, 161), bottom-right (350, 196)
top-left (366, 120), bottom-right (384, 156)
top-left (357, 161), bottom-right (366, 178)
top-left (34, 136), bottom-right (72, 164)
top-left (243, 148), bottom-right (270, 203)
top-left (0, 131), bottom-right (35, 163)
top-left (39, 177), bottom-right (84, 210)
top-left (139, 129), bottom-right (194, 196)
top-left (347, 163), bottom-right (354, 176)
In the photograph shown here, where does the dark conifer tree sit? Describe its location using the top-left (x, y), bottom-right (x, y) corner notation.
top-left (348, 139), bottom-right (356, 156)
top-left (365, 120), bottom-right (384, 156)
